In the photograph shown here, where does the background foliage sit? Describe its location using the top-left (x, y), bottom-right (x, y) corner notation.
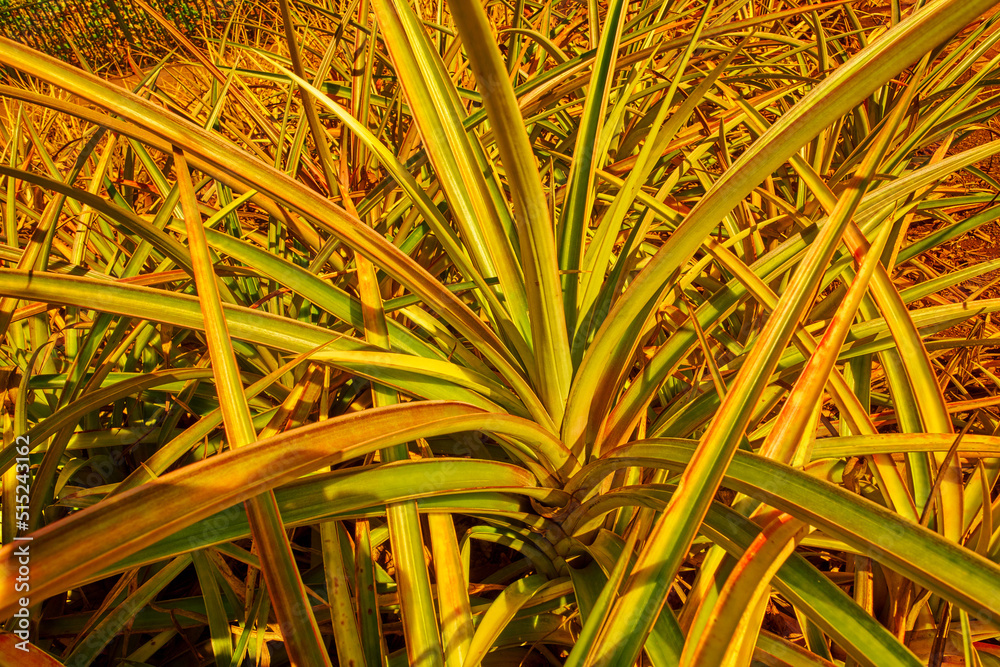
top-left (0, 0), bottom-right (231, 65)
